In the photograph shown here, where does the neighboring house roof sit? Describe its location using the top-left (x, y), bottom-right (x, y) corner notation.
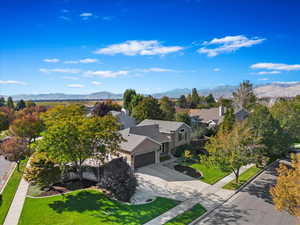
top-left (138, 119), bottom-right (190, 134)
top-left (118, 128), bottom-right (160, 153)
top-left (110, 109), bottom-right (136, 129)
top-left (189, 107), bottom-right (223, 124)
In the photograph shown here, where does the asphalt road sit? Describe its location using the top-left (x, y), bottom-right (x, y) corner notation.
top-left (0, 156), bottom-right (13, 190)
top-left (198, 163), bottom-right (298, 225)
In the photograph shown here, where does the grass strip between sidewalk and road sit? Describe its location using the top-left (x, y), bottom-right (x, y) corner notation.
top-left (0, 159), bottom-right (27, 225)
top-left (223, 166), bottom-right (261, 190)
top-left (164, 204), bottom-right (206, 225)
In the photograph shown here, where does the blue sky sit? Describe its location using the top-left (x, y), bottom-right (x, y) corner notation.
top-left (1, 0), bottom-right (300, 95)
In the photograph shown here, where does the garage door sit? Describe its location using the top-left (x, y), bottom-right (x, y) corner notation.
top-left (134, 151), bottom-right (156, 169)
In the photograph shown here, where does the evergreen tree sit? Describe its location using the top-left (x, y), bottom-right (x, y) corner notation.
top-left (0, 97), bottom-right (5, 107)
top-left (16, 99), bottom-right (26, 111)
top-left (6, 96), bottom-right (14, 109)
top-left (190, 88), bottom-right (199, 108)
top-left (123, 89), bottom-right (136, 111)
top-left (232, 80), bottom-right (256, 110)
top-left (177, 95), bottom-right (187, 108)
top-left (159, 96), bottom-right (175, 120)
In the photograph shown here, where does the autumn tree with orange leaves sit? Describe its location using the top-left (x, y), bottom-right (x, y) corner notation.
top-left (270, 155), bottom-right (300, 223)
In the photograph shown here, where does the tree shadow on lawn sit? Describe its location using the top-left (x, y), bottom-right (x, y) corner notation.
top-left (48, 190), bottom-right (177, 225)
top-left (240, 164), bottom-right (277, 205)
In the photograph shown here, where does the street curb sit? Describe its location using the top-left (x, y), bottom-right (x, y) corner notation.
top-left (188, 159), bottom-right (279, 225)
top-left (0, 163), bottom-right (17, 195)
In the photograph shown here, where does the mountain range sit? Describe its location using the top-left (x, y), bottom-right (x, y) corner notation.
top-left (3, 82), bottom-right (300, 101)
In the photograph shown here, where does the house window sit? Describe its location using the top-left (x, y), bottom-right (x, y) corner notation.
top-left (161, 144), bottom-right (165, 153)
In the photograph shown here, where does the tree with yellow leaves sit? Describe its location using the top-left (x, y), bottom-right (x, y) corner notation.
top-left (270, 155), bottom-right (300, 222)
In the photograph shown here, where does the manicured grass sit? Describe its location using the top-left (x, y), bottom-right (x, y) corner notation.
top-left (0, 159), bottom-right (27, 225)
top-left (182, 162), bottom-right (231, 184)
top-left (223, 166), bottom-right (261, 190)
top-left (294, 143), bottom-right (300, 149)
top-left (18, 189), bottom-right (179, 225)
top-left (164, 204), bottom-right (206, 225)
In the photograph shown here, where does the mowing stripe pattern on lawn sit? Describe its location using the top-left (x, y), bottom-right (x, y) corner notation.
top-left (18, 189), bottom-right (179, 225)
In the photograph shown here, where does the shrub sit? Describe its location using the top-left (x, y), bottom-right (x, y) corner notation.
top-left (99, 158), bottom-right (137, 202)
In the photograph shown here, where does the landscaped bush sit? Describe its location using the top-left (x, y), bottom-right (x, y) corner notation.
top-left (99, 158), bottom-right (137, 202)
top-left (174, 164), bottom-right (202, 178)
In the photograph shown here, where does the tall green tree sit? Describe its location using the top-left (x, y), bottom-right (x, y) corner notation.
top-left (205, 94), bottom-right (216, 104)
top-left (130, 94), bottom-right (144, 113)
top-left (15, 99), bottom-right (26, 111)
top-left (6, 96), bottom-right (14, 109)
top-left (0, 97), bottom-right (5, 107)
top-left (204, 122), bottom-right (261, 184)
top-left (175, 111), bottom-right (191, 126)
top-left (270, 97), bottom-right (300, 142)
top-left (159, 96), bottom-right (175, 120)
top-left (218, 108), bottom-right (235, 134)
top-left (92, 100), bottom-right (121, 117)
top-left (123, 89), bottom-right (137, 111)
top-left (232, 80), bottom-right (256, 110)
top-left (247, 105), bottom-right (291, 161)
top-left (131, 96), bottom-right (163, 122)
top-left (37, 114), bottom-right (121, 182)
top-left (41, 104), bottom-right (85, 127)
top-left (190, 88), bottom-right (200, 108)
top-left (177, 95), bottom-right (187, 108)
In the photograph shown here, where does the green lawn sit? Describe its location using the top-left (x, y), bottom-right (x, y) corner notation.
top-left (164, 204), bottom-right (206, 225)
top-left (0, 159), bottom-right (27, 225)
top-left (294, 143), bottom-right (300, 149)
top-left (182, 162), bottom-right (231, 184)
top-left (18, 189), bottom-right (179, 225)
top-left (223, 166), bottom-right (261, 190)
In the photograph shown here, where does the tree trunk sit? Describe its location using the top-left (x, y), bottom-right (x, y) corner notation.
top-left (78, 165), bottom-right (83, 182)
top-left (235, 167), bottom-right (240, 184)
top-left (16, 161), bottom-right (20, 172)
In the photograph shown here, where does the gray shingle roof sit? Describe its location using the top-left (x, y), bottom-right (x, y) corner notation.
top-left (119, 128), bottom-right (149, 152)
top-left (138, 119), bottom-right (189, 133)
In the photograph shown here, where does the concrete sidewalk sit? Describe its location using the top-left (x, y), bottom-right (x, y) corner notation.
top-left (3, 177), bottom-right (29, 225)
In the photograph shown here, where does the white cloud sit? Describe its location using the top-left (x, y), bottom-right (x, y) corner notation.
top-left (213, 68), bottom-right (220, 72)
top-left (64, 58), bottom-right (99, 64)
top-left (273, 81), bottom-right (300, 85)
top-left (94, 40), bottom-right (183, 56)
top-left (91, 81), bottom-right (102, 85)
top-left (67, 84), bottom-right (85, 88)
top-left (40, 68), bottom-right (81, 74)
top-left (43, 58), bottom-right (60, 63)
top-left (257, 71), bottom-right (281, 75)
top-left (199, 35), bottom-right (265, 57)
top-left (251, 63), bottom-right (300, 71)
top-left (59, 16), bottom-right (71, 21)
top-left (80, 12), bottom-right (93, 17)
top-left (0, 80), bottom-right (27, 85)
top-left (136, 67), bottom-right (177, 73)
top-left (258, 78), bottom-right (269, 81)
top-left (102, 16), bottom-right (114, 21)
top-left (62, 76), bottom-right (79, 80)
top-left (61, 9), bottom-right (69, 13)
top-left (84, 70), bottom-right (129, 78)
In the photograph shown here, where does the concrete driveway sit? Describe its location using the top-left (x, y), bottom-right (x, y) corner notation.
top-left (133, 164), bottom-right (233, 209)
top-left (197, 162), bottom-right (298, 225)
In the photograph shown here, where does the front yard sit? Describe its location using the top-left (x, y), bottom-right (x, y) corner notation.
top-left (18, 189), bottom-right (179, 225)
top-left (223, 166), bottom-right (261, 190)
top-left (180, 162), bottom-right (231, 184)
top-left (0, 159), bottom-right (27, 225)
